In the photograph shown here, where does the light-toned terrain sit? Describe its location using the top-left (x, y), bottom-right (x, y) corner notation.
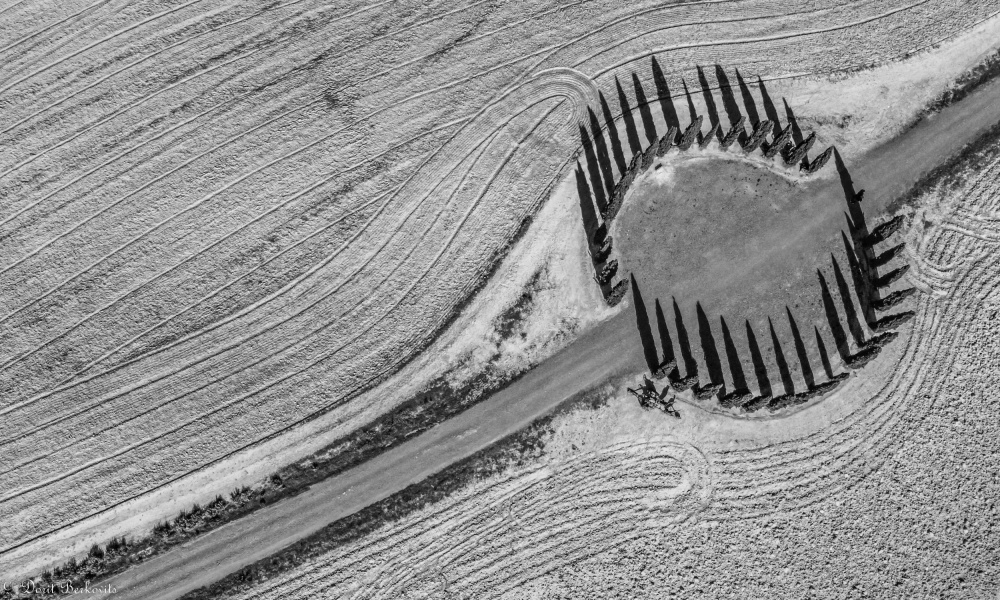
top-left (81, 35), bottom-right (1000, 598)
top-left (2, 0), bottom-right (1000, 588)
top-left (227, 138), bottom-right (1000, 598)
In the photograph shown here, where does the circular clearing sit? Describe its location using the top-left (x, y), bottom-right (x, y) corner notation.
top-left (614, 152), bottom-right (872, 402)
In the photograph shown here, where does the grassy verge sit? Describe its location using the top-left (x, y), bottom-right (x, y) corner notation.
top-left (887, 118), bottom-right (1000, 214)
top-left (178, 383), bottom-right (614, 600)
top-left (919, 47), bottom-right (1000, 119)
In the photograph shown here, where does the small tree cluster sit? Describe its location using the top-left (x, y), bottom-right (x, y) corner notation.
top-left (719, 116), bottom-right (746, 150)
top-left (803, 145), bottom-right (833, 174)
top-left (785, 131), bottom-right (815, 165)
top-left (742, 120), bottom-right (773, 153)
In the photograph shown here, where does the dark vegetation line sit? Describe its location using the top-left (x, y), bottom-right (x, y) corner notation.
top-left (178, 383), bottom-right (616, 600)
top-left (918, 46), bottom-right (1000, 120)
top-left (888, 117), bottom-right (1000, 214)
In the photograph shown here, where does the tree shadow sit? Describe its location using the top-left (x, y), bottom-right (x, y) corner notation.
top-left (599, 91), bottom-right (627, 176)
top-left (786, 307), bottom-right (815, 388)
top-left (697, 302), bottom-right (725, 389)
top-left (655, 299), bottom-right (677, 374)
top-left (745, 320), bottom-right (772, 398)
top-left (735, 69), bottom-right (761, 127)
top-left (835, 147), bottom-right (876, 323)
top-left (651, 56), bottom-right (681, 130)
top-left (757, 76), bottom-right (784, 133)
top-left (632, 72), bottom-right (658, 144)
top-left (574, 163), bottom-right (602, 248)
top-left (818, 269), bottom-right (851, 361)
top-left (673, 298), bottom-right (698, 376)
top-left (814, 326), bottom-right (834, 378)
top-left (768, 317), bottom-right (795, 395)
top-left (715, 65), bottom-right (744, 133)
top-left (681, 78), bottom-right (699, 125)
top-left (696, 66), bottom-right (722, 141)
top-left (720, 316), bottom-right (748, 390)
top-left (631, 275), bottom-right (659, 373)
top-left (842, 231), bottom-right (874, 327)
top-left (782, 97), bottom-right (804, 146)
top-left (587, 107), bottom-right (615, 200)
top-left (578, 125), bottom-right (607, 214)
top-left (614, 76), bottom-right (642, 155)
top-left (831, 255), bottom-right (866, 346)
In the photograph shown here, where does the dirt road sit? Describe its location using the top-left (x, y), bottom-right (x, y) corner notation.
top-left (97, 76), bottom-right (1000, 600)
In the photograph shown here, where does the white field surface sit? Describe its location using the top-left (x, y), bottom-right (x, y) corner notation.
top-left (1, 0), bottom-right (999, 579)
top-left (228, 146), bottom-right (1000, 598)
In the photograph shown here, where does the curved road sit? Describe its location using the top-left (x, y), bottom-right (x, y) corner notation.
top-left (99, 76), bottom-right (1000, 600)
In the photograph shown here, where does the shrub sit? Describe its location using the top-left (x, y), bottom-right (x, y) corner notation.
top-left (593, 236), bottom-right (613, 262)
top-left (694, 382), bottom-right (723, 400)
top-left (670, 373), bottom-right (699, 391)
top-left (872, 243), bottom-right (906, 268)
top-left (763, 124), bottom-right (792, 158)
top-left (874, 264), bottom-right (910, 288)
top-left (699, 122), bottom-right (720, 148)
top-left (719, 116), bottom-right (746, 150)
top-left (639, 144), bottom-right (658, 171)
top-left (864, 215), bottom-right (906, 246)
top-left (742, 120), bottom-right (773, 153)
top-left (719, 388), bottom-right (753, 409)
top-left (845, 345), bottom-right (881, 369)
top-left (605, 278), bottom-right (630, 306)
top-left (655, 126), bottom-right (678, 156)
top-left (652, 359), bottom-right (676, 380)
top-left (595, 259), bottom-right (619, 285)
top-left (862, 330), bottom-right (900, 349)
top-left (873, 287), bottom-right (917, 311)
top-left (785, 131), bottom-right (815, 165)
top-left (767, 394), bottom-right (798, 411)
top-left (677, 116), bottom-right (703, 150)
top-left (741, 394), bottom-right (772, 413)
top-left (804, 145), bottom-right (833, 173)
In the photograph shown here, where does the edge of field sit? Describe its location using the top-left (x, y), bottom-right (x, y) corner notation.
top-left (5, 16), bottom-right (1000, 598)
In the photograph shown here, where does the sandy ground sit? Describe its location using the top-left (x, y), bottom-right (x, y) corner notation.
top-left (3, 0), bottom-right (1000, 582)
top-left (220, 127), bottom-right (1000, 599)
